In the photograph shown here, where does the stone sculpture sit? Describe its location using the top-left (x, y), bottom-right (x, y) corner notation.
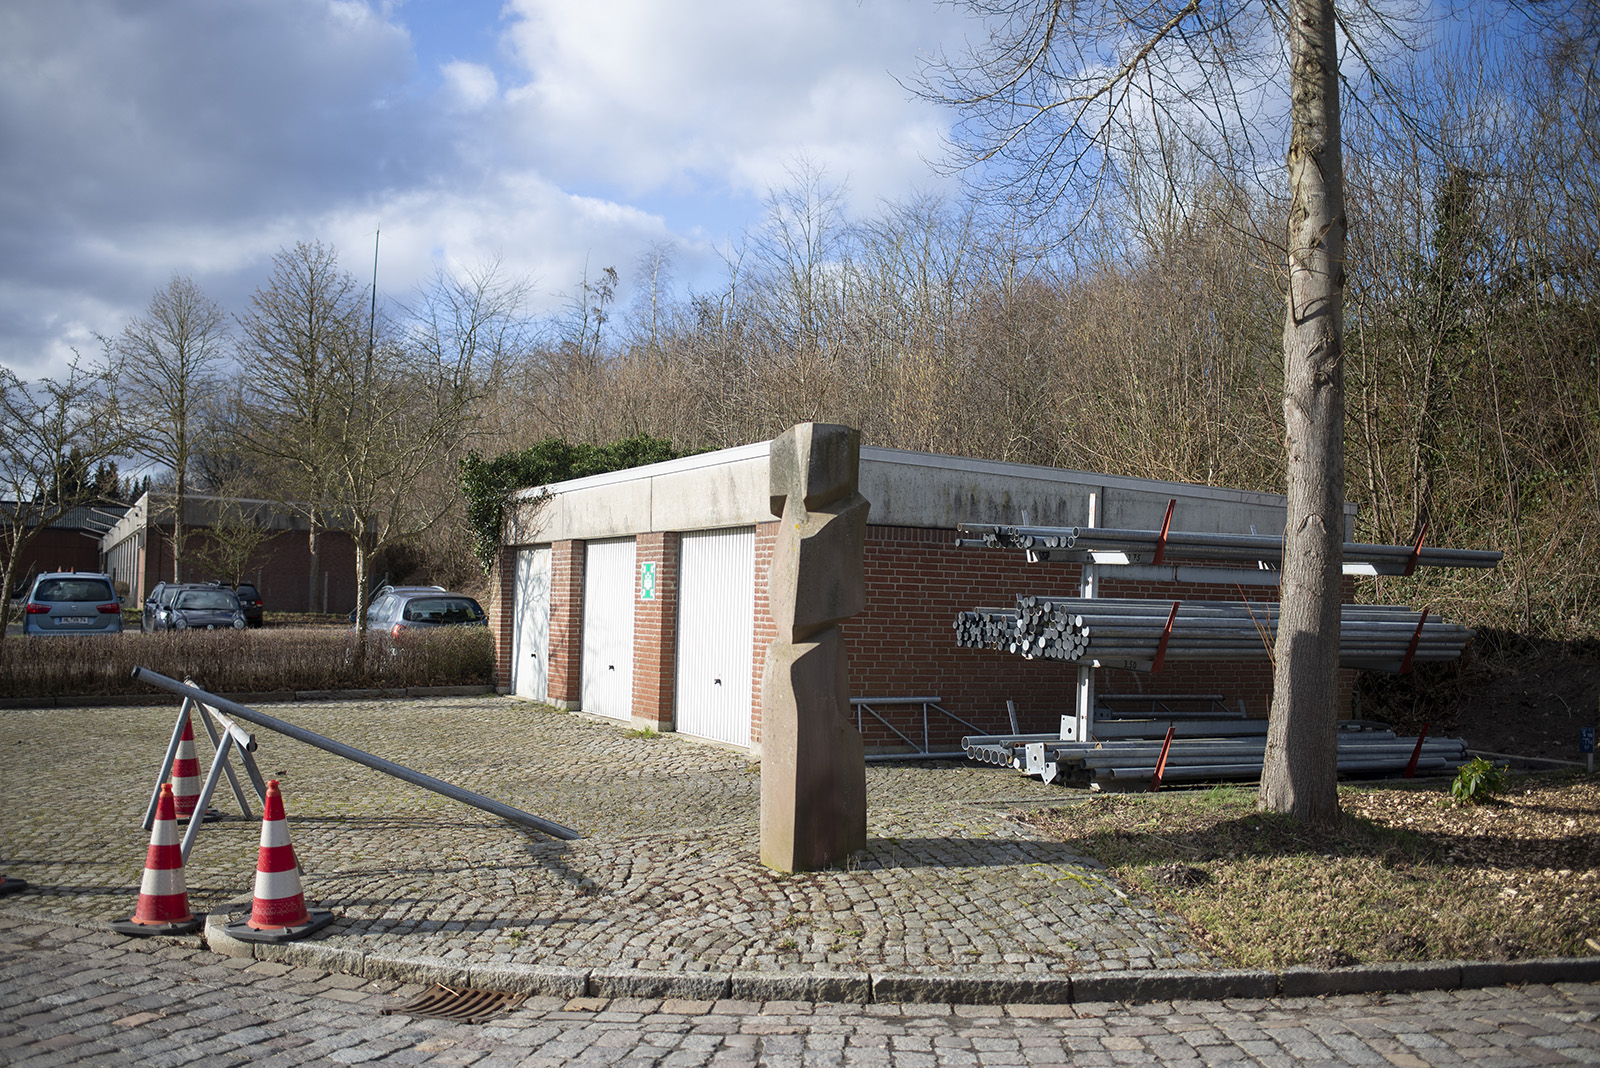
top-left (759, 422), bottom-right (869, 872)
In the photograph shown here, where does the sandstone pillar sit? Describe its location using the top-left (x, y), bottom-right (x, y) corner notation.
top-left (759, 423), bottom-right (868, 872)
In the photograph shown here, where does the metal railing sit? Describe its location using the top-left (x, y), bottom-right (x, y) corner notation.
top-left (852, 696), bottom-right (987, 761)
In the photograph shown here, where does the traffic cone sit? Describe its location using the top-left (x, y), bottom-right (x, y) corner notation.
top-left (224, 780), bottom-right (333, 943)
top-left (0, 872), bottom-right (24, 896)
top-left (111, 783), bottom-right (203, 936)
top-left (170, 711), bottom-right (219, 823)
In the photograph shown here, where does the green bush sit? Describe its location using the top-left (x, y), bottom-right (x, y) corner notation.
top-left (1449, 756), bottom-right (1509, 806)
top-left (0, 626), bottom-right (494, 698)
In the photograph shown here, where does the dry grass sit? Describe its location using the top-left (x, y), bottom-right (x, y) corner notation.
top-left (0, 626), bottom-right (494, 697)
top-left (1024, 774), bottom-right (1600, 968)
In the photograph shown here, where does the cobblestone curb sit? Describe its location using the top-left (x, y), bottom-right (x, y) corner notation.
top-left (200, 910), bottom-right (1600, 1006)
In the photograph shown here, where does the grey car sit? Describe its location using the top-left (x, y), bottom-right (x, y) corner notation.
top-left (21, 572), bottom-right (124, 636)
top-left (362, 589), bottom-right (486, 639)
top-left (156, 585), bottom-right (246, 631)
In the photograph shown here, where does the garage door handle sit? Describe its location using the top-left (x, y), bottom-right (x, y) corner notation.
top-left (714, 678), bottom-right (722, 686)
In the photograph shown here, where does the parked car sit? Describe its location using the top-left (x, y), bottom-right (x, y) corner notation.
top-left (211, 581), bottom-right (264, 627)
top-left (153, 584), bottom-right (247, 631)
top-left (22, 572), bottom-right (123, 636)
top-left (348, 585), bottom-right (444, 624)
top-left (361, 589), bottom-right (486, 640)
top-left (141, 581), bottom-right (179, 633)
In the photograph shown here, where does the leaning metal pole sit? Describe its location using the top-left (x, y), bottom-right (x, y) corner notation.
top-left (131, 667), bottom-right (583, 840)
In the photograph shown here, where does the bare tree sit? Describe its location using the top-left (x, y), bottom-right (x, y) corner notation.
top-left (112, 275), bottom-right (229, 582)
top-left (919, 0), bottom-right (1406, 824)
top-left (237, 240), bottom-right (365, 611)
top-left (0, 357), bottom-right (133, 641)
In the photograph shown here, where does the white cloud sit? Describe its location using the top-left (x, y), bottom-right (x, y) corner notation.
top-left (441, 60), bottom-right (500, 111)
top-left (0, 0), bottom-right (961, 381)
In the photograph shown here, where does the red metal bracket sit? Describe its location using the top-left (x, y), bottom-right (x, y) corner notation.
top-left (1403, 522), bottom-right (1429, 576)
top-left (1152, 601), bottom-right (1180, 673)
top-left (1150, 725), bottom-right (1177, 792)
top-left (1400, 607), bottom-right (1430, 674)
top-left (1403, 722), bottom-right (1431, 779)
top-left (1152, 498), bottom-right (1176, 565)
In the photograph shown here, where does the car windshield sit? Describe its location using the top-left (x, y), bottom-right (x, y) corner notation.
top-left (236, 584), bottom-right (260, 600)
top-left (401, 597), bottom-right (483, 624)
top-left (34, 578), bottom-right (114, 602)
top-left (177, 590), bottom-right (238, 611)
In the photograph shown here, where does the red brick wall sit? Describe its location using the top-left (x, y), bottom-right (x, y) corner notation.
top-left (491, 546), bottom-right (515, 691)
top-left (750, 522), bottom-right (779, 746)
top-left (547, 540), bottom-right (585, 708)
top-left (11, 527), bottom-right (103, 583)
top-left (138, 525), bottom-right (357, 614)
top-left (633, 532), bottom-right (680, 730)
top-left (824, 526), bottom-right (1356, 752)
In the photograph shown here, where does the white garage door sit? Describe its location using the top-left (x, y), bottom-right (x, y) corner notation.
top-left (512, 546), bottom-right (550, 701)
top-left (675, 528), bottom-right (755, 747)
top-left (581, 538), bottom-right (636, 720)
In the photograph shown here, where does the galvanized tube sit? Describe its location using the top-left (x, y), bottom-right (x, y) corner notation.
top-left (130, 667), bottom-right (584, 840)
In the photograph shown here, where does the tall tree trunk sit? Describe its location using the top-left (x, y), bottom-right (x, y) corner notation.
top-left (1260, 0), bottom-right (1346, 827)
top-left (307, 512), bottom-right (322, 614)
top-left (171, 471), bottom-right (186, 582)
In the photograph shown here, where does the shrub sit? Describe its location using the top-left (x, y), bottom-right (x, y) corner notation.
top-left (0, 627), bottom-right (494, 698)
top-left (1449, 756), bottom-right (1509, 806)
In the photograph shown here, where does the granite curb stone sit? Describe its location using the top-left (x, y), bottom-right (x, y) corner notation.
top-left (17, 905), bottom-right (1600, 1008)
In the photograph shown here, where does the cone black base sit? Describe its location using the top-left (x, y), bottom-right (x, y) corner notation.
top-left (176, 807), bottom-right (224, 825)
top-left (0, 878), bottom-right (26, 897)
top-left (223, 909), bottom-right (335, 943)
top-left (111, 913), bottom-right (205, 937)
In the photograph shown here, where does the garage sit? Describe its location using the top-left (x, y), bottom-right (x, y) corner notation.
top-left (580, 537), bottom-right (636, 720)
top-left (674, 527), bottom-right (755, 747)
top-left (511, 546), bottom-right (550, 701)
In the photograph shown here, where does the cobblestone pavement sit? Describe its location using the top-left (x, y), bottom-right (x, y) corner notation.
top-left (4, 916), bottom-right (1598, 1067)
top-left (0, 696), bottom-right (1205, 978)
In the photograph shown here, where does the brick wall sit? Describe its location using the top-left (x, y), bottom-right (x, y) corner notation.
top-left (547, 540), bottom-right (584, 709)
top-left (490, 546), bottom-right (515, 691)
top-left (632, 532), bottom-right (680, 731)
top-left (750, 522), bottom-right (779, 746)
top-left (138, 525), bottom-right (358, 614)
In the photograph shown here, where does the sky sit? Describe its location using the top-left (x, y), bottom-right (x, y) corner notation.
top-left (0, 0), bottom-right (972, 380)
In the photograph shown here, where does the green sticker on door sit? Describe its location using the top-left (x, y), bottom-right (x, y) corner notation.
top-left (640, 561), bottom-right (656, 600)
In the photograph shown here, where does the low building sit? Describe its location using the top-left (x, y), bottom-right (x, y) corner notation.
top-left (3, 501), bottom-right (129, 594)
top-left (490, 438), bottom-right (1359, 755)
top-left (100, 492), bottom-right (357, 614)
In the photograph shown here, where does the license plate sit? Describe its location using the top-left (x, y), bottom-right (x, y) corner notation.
top-left (60, 617), bottom-right (94, 625)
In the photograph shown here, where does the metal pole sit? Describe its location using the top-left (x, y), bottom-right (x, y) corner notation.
top-left (132, 667), bottom-right (583, 840)
top-left (143, 696), bottom-right (192, 832)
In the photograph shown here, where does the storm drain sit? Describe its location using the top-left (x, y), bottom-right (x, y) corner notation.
top-left (382, 984), bottom-right (528, 1024)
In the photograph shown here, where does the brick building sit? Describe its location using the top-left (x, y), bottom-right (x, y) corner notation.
top-left (3, 502), bottom-right (129, 594)
top-left (99, 492), bottom-right (358, 614)
top-left (491, 438), bottom-right (1360, 756)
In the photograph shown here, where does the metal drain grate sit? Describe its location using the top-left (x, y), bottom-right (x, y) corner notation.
top-left (382, 984), bottom-right (527, 1024)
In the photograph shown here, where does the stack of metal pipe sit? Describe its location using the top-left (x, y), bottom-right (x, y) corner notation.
top-left (962, 723), bottom-right (1470, 783)
top-left (955, 596), bottom-right (1473, 672)
top-left (955, 523), bottom-right (1502, 572)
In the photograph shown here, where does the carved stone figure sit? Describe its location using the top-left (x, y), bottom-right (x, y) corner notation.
top-left (759, 423), bottom-right (869, 872)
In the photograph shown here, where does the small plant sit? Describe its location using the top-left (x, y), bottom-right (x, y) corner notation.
top-left (625, 727), bottom-right (660, 740)
top-left (776, 937), bottom-right (798, 951)
top-left (1450, 757), bottom-right (1508, 806)
top-left (507, 929), bottom-right (527, 947)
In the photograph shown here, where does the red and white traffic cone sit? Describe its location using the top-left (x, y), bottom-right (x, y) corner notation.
top-left (111, 783), bottom-right (203, 936)
top-left (169, 711), bottom-right (219, 823)
top-left (224, 780), bottom-right (333, 943)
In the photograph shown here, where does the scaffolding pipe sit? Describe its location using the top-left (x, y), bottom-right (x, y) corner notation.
top-left (130, 667), bottom-right (584, 840)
